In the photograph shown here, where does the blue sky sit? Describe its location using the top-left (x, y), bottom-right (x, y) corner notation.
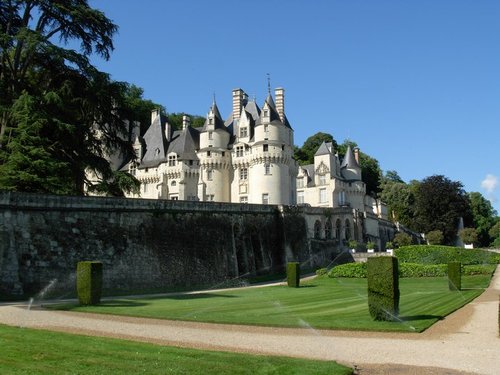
top-left (88, 0), bottom-right (500, 213)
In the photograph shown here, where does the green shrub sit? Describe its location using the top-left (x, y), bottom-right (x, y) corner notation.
top-left (399, 263), bottom-right (447, 277)
top-left (366, 241), bottom-right (376, 250)
top-left (459, 228), bottom-right (478, 245)
top-left (463, 264), bottom-right (496, 276)
top-left (385, 241), bottom-right (394, 249)
top-left (76, 261), bottom-right (103, 305)
top-left (367, 256), bottom-right (399, 321)
top-left (315, 267), bottom-right (328, 277)
top-left (395, 245), bottom-right (499, 265)
top-left (426, 230), bottom-right (444, 245)
top-left (328, 262), bottom-right (367, 278)
top-left (448, 262), bottom-right (461, 291)
top-left (394, 232), bottom-right (412, 247)
top-left (348, 240), bottom-right (358, 249)
top-left (287, 262), bottom-right (300, 288)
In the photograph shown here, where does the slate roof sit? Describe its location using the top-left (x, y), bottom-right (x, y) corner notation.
top-left (167, 126), bottom-right (200, 161)
top-left (140, 114), bottom-right (168, 167)
top-left (202, 101), bottom-right (228, 132)
top-left (340, 145), bottom-right (360, 169)
top-left (314, 141), bottom-right (332, 156)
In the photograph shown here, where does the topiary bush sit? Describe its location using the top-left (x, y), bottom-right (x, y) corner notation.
top-left (287, 262), bottom-right (300, 288)
top-left (328, 262), bottom-right (367, 278)
top-left (77, 261), bottom-right (103, 305)
top-left (394, 232), bottom-right (412, 247)
top-left (315, 267), bottom-right (328, 277)
top-left (426, 230), bottom-right (444, 245)
top-left (399, 263), bottom-right (447, 277)
top-left (448, 261), bottom-right (461, 291)
top-left (395, 245), bottom-right (499, 265)
top-left (367, 256), bottom-right (399, 321)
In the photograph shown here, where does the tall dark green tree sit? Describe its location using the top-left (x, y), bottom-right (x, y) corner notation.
top-left (468, 192), bottom-right (498, 247)
top-left (0, 0), bottom-right (141, 196)
top-left (413, 175), bottom-right (472, 245)
top-left (294, 132), bottom-right (337, 165)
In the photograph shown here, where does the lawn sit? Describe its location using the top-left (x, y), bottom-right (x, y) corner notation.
top-left (0, 324), bottom-right (352, 375)
top-left (52, 274), bottom-right (491, 332)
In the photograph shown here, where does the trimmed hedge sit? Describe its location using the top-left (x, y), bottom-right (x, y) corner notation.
top-left (395, 245), bottom-right (500, 265)
top-left (328, 261), bottom-right (495, 279)
top-left (367, 256), bottom-right (399, 321)
top-left (448, 262), bottom-right (461, 291)
top-left (77, 261), bottom-right (103, 305)
top-left (287, 262), bottom-right (300, 288)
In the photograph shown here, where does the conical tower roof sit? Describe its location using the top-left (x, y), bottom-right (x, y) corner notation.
top-left (340, 145), bottom-right (360, 169)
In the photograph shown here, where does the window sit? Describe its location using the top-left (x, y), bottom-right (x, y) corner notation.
top-left (297, 191), bottom-right (304, 204)
top-left (207, 151), bottom-right (211, 157)
top-left (207, 169), bottom-right (213, 181)
top-left (222, 152), bottom-right (225, 157)
top-left (168, 155), bottom-right (176, 166)
top-left (189, 160), bottom-right (193, 166)
top-left (240, 196), bottom-right (248, 203)
top-left (281, 144), bottom-right (285, 151)
top-left (264, 110), bottom-right (268, 117)
top-left (143, 183), bottom-right (148, 193)
top-left (319, 188), bottom-right (327, 203)
top-left (262, 193), bottom-right (269, 205)
top-left (208, 131), bottom-right (213, 140)
top-left (335, 219), bottom-right (341, 239)
top-left (171, 180), bottom-right (176, 186)
top-left (339, 191), bottom-right (346, 206)
top-left (209, 118), bottom-right (213, 125)
top-left (345, 219), bottom-right (351, 240)
top-left (264, 163), bottom-right (271, 175)
top-left (239, 168), bottom-right (248, 180)
top-left (236, 146), bottom-right (244, 157)
top-left (297, 178), bottom-right (304, 188)
top-left (240, 127), bottom-right (247, 138)
top-left (208, 194), bottom-right (214, 201)
top-left (263, 144), bottom-right (268, 152)
top-left (155, 147), bottom-right (160, 156)
top-left (171, 196), bottom-right (178, 200)
top-left (319, 174), bottom-right (326, 185)
top-left (325, 219), bottom-right (332, 239)
top-left (264, 124), bottom-right (269, 132)
top-left (129, 162), bottom-right (137, 176)
top-left (314, 220), bottom-right (322, 239)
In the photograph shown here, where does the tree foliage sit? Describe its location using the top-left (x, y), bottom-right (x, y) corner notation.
top-left (167, 112), bottom-right (206, 131)
top-left (394, 232), bottom-right (412, 247)
top-left (468, 192), bottom-right (498, 247)
top-left (294, 132), bottom-right (337, 166)
top-left (413, 175), bottom-right (472, 245)
top-left (458, 228), bottom-right (478, 245)
top-left (0, 1), bottom-right (145, 196)
top-left (426, 230), bottom-right (444, 245)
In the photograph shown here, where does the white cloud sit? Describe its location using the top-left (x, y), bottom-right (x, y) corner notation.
top-left (481, 174), bottom-right (498, 194)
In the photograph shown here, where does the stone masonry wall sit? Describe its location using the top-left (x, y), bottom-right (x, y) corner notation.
top-left (0, 192), bottom-right (319, 298)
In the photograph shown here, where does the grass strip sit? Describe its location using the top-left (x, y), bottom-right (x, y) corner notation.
top-left (51, 275), bottom-right (491, 333)
top-left (0, 324), bottom-right (352, 375)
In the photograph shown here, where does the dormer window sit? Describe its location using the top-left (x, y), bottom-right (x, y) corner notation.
top-left (264, 109), bottom-right (268, 117)
top-left (236, 146), bottom-right (244, 157)
top-left (208, 131), bottom-right (213, 140)
top-left (209, 118), bottom-right (213, 125)
top-left (319, 174), bottom-right (327, 185)
top-left (240, 127), bottom-right (247, 138)
top-left (168, 155), bottom-right (176, 166)
top-left (264, 124), bottom-right (269, 133)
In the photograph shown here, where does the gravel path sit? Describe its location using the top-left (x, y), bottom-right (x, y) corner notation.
top-left (1, 268), bottom-right (499, 375)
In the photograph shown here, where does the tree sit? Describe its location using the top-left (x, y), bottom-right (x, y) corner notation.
top-left (426, 230), bottom-right (444, 245)
top-left (459, 228), bottom-right (478, 245)
top-left (294, 132), bottom-right (337, 165)
top-left (0, 1), bottom-right (142, 196)
top-left (489, 221), bottom-right (500, 247)
top-left (413, 175), bottom-right (472, 245)
top-left (0, 0), bottom-right (117, 146)
top-left (468, 192), bottom-right (498, 247)
top-left (379, 179), bottom-right (418, 227)
top-left (394, 232), bottom-right (412, 247)
top-left (167, 112), bottom-right (206, 131)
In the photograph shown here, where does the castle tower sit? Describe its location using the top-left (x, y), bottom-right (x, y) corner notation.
top-left (198, 100), bottom-right (231, 202)
top-left (245, 90), bottom-right (296, 205)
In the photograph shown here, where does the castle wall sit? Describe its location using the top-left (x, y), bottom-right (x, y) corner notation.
top-left (0, 192), bottom-right (328, 298)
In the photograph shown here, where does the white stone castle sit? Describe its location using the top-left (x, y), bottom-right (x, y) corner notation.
top-left (120, 86), bottom-right (386, 219)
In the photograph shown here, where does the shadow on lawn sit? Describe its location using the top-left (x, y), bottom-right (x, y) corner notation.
top-left (399, 314), bottom-right (443, 321)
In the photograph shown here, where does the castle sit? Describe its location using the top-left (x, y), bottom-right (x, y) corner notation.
top-left (101, 86), bottom-right (404, 248)
top-left (127, 87), bottom-right (385, 215)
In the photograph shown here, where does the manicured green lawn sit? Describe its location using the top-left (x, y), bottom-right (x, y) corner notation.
top-left (52, 275), bottom-right (491, 333)
top-left (0, 324), bottom-right (352, 374)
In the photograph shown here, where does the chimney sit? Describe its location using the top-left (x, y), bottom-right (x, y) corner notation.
top-left (151, 108), bottom-right (160, 124)
top-left (232, 88), bottom-right (245, 121)
top-left (354, 147), bottom-right (360, 164)
top-left (275, 87), bottom-right (285, 122)
top-left (182, 115), bottom-right (190, 130)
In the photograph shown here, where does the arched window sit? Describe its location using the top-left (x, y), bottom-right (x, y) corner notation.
top-left (345, 219), bottom-right (351, 240)
top-left (171, 180), bottom-right (176, 186)
top-left (325, 219), bottom-right (332, 239)
top-left (314, 220), bottom-right (322, 239)
top-left (335, 219), bottom-right (341, 238)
